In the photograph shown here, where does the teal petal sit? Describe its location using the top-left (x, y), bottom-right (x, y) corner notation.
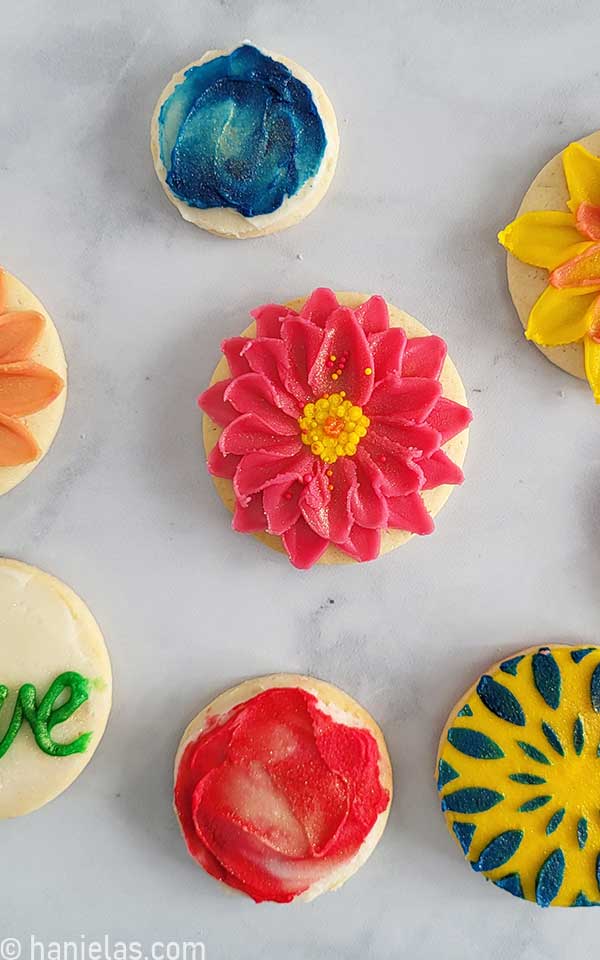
top-left (572, 891), bottom-right (600, 907)
top-left (441, 787), bottom-right (504, 814)
top-left (509, 773), bottom-right (546, 785)
top-left (437, 758), bottom-right (459, 791)
top-left (452, 821), bottom-right (476, 856)
top-left (573, 715), bottom-right (585, 756)
top-left (546, 808), bottom-right (565, 836)
top-left (571, 647), bottom-right (596, 664)
top-left (596, 852), bottom-right (600, 894)
top-left (477, 675), bottom-right (526, 726)
top-left (517, 740), bottom-right (551, 765)
top-left (500, 656), bottom-right (524, 677)
top-left (536, 849), bottom-right (565, 907)
top-left (542, 721), bottom-right (565, 757)
top-left (471, 829), bottom-right (523, 872)
top-left (519, 795), bottom-right (552, 813)
top-left (532, 648), bottom-right (561, 710)
top-left (591, 664), bottom-right (600, 713)
top-left (457, 704), bottom-right (473, 717)
top-left (447, 728), bottom-right (504, 760)
top-left (494, 873), bottom-right (524, 899)
top-left (577, 817), bottom-right (588, 851)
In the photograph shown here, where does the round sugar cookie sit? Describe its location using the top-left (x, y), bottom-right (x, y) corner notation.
top-left (505, 131), bottom-right (600, 380)
top-left (0, 267), bottom-right (67, 496)
top-left (437, 644), bottom-right (600, 908)
top-left (199, 289), bottom-right (472, 568)
top-left (151, 42), bottom-right (339, 239)
top-left (0, 559), bottom-right (112, 818)
top-left (174, 673), bottom-right (393, 903)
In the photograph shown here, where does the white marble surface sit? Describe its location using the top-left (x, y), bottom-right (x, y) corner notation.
top-left (1, 0), bottom-right (600, 956)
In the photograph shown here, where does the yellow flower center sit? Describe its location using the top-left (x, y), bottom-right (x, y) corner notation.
top-left (298, 393), bottom-right (370, 464)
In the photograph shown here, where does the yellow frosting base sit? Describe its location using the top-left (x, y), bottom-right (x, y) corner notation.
top-left (437, 644), bottom-right (600, 908)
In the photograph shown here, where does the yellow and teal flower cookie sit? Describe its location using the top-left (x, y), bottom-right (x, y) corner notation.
top-left (437, 644), bottom-right (600, 908)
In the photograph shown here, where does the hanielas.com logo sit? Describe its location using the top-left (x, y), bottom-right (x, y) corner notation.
top-left (0, 938), bottom-right (205, 960)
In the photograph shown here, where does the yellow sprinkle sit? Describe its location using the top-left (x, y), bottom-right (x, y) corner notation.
top-left (364, 367), bottom-right (372, 376)
top-left (349, 406), bottom-right (362, 421)
top-left (331, 373), bottom-right (339, 380)
top-left (330, 355), bottom-right (336, 362)
top-left (340, 391), bottom-right (346, 398)
top-left (348, 432), bottom-right (359, 445)
top-left (301, 433), bottom-right (309, 444)
top-left (328, 484), bottom-right (334, 492)
top-left (311, 441), bottom-right (324, 455)
top-left (326, 469), bottom-right (333, 477)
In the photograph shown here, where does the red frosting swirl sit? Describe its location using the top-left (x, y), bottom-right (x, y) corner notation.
top-left (174, 686), bottom-right (390, 903)
top-left (198, 288), bottom-right (472, 568)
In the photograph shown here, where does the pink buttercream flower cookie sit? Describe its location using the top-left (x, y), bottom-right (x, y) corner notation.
top-left (198, 289), bottom-right (472, 569)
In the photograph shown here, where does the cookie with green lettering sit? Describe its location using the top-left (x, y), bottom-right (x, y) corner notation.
top-left (437, 644), bottom-right (600, 907)
top-left (0, 558), bottom-right (112, 818)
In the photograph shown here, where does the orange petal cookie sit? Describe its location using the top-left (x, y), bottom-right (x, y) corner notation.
top-left (0, 268), bottom-right (67, 495)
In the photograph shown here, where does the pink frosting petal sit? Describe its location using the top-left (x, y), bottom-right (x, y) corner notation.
top-left (282, 516), bottom-right (329, 569)
top-left (234, 449), bottom-right (314, 504)
top-left (387, 492), bottom-right (434, 534)
top-left (222, 337), bottom-right (252, 377)
top-left (224, 373), bottom-right (298, 435)
top-left (198, 378), bottom-right (237, 427)
top-left (369, 328), bottom-right (407, 383)
top-left (309, 308), bottom-right (375, 406)
top-left (368, 420), bottom-right (441, 459)
top-left (362, 434), bottom-right (424, 497)
top-left (402, 336), bottom-right (447, 380)
top-left (232, 492), bottom-right (267, 533)
top-left (262, 478), bottom-right (303, 535)
top-left (250, 303), bottom-right (297, 339)
top-left (300, 459), bottom-right (356, 544)
top-left (299, 288), bottom-right (339, 328)
top-left (354, 296), bottom-right (389, 334)
top-left (417, 450), bottom-right (464, 489)
top-left (207, 444), bottom-right (241, 479)
top-left (426, 397), bottom-right (472, 443)
top-left (338, 525), bottom-right (381, 562)
top-left (220, 414), bottom-right (302, 457)
top-left (352, 450), bottom-right (388, 529)
top-left (365, 374), bottom-right (441, 423)
top-left (242, 339), bottom-right (300, 418)
top-left (281, 317), bottom-right (324, 405)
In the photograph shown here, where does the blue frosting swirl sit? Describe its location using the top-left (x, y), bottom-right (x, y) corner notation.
top-left (158, 44), bottom-right (327, 217)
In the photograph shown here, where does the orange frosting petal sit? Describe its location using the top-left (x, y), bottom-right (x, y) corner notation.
top-left (0, 310), bottom-right (45, 362)
top-left (575, 202), bottom-right (600, 241)
top-left (549, 242), bottom-right (600, 289)
top-left (0, 361), bottom-right (64, 416)
top-left (0, 412), bottom-right (40, 466)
